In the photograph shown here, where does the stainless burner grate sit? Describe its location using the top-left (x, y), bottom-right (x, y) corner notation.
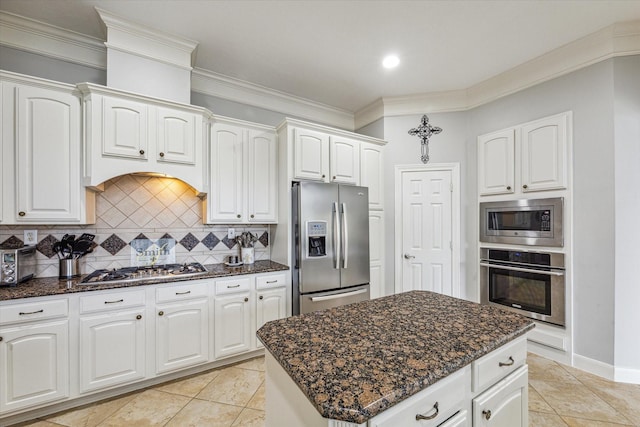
top-left (80, 263), bottom-right (208, 284)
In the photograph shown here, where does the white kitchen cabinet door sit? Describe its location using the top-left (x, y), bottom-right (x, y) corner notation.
top-left (360, 142), bottom-right (384, 210)
top-left (369, 210), bottom-right (385, 299)
top-left (156, 106), bottom-right (198, 165)
top-left (478, 129), bottom-right (515, 196)
top-left (247, 129), bottom-right (278, 223)
top-left (293, 128), bottom-right (329, 182)
top-left (329, 137), bottom-right (359, 185)
top-left (14, 84), bottom-right (84, 222)
top-left (214, 293), bottom-right (252, 359)
top-left (79, 310), bottom-right (146, 393)
top-left (520, 113), bottom-right (568, 192)
top-left (156, 299), bottom-right (209, 374)
top-left (209, 123), bottom-right (245, 222)
top-left (255, 287), bottom-right (287, 349)
top-left (0, 320), bottom-right (69, 413)
top-left (102, 96), bottom-right (149, 160)
top-left (472, 365), bottom-right (528, 427)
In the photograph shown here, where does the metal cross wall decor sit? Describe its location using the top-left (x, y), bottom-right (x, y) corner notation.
top-left (408, 114), bottom-right (443, 164)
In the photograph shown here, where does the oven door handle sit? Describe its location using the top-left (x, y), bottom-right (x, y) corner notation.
top-left (479, 262), bottom-right (565, 276)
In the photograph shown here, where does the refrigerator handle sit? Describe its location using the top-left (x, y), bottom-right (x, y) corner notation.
top-left (341, 202), bottom-right (348, 269)
top-left (333, 202), bottom-right (340, 269)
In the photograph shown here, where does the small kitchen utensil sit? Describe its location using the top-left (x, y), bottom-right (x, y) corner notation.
top-left (52, 242), bottom-right (63, 259)
top-left (227, 255), bottom-right (240, 264)
top-left (72, 239), bottom-right (93, 259)
top-left (78, 233), bottom-right (95, 242)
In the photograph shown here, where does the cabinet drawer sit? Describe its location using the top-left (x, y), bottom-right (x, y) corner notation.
top-left (215, 277), bottom-right (251, 295)
top-left (80, 290), bottom-right (145, 314)
top-left (472, 336), bottom-right (526, 393)
top-left (156, 281), bottom-right (208, 303)
top-left (369, 367), bottom-right (468, 427)
top-left (255, 273), bottom-right (286, 290)
top-left (0, 299), bottom-right (68, 325)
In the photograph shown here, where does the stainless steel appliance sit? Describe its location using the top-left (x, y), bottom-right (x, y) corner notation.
top-left (80, 262), bottom-right (207, 284)
top-left (480, 248), bottom-right (565, 326)
top-left (480, 197), bottom-right (563, 247)
top-left (0, 245), bottom-right (36, 286)
top-left (292, 181), bottom-right (370, 314)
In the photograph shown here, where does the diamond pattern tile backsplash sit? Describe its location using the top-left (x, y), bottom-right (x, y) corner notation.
top-left (0, 175), bottom-right (271, 278)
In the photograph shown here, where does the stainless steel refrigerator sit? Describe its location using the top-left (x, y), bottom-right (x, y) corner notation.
top-left (292, 181), bottom-right (370, 315)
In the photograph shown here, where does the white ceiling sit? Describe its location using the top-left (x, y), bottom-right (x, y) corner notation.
top-left (1, 0), bottom-right (640, 113)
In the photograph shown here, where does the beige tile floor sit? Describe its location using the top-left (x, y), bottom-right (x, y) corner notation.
top-left (12, 353), bottom-right (640, 427)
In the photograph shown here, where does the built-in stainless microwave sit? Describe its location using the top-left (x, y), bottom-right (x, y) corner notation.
top-left (480, 198), bottom-right (563, 247)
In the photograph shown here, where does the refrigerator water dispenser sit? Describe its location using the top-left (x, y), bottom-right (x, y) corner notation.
top-left (307, 221), bottom-right (327, 257)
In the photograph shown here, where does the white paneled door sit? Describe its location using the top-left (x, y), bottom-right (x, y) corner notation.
top-left (395, 165), bottom-right (459, 297)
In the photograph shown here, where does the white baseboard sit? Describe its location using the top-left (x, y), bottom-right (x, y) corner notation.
top-left (573, 353), bottom-right (615, 381)
top-left (614, 366), bottom-right (640, 384)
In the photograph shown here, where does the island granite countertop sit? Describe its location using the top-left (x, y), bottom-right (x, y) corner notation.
top-left (257, 290), bottom-right (535, 424)
top-left (0, 260), bottom-right (288, 301)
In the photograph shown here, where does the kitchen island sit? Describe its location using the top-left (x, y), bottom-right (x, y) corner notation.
top-left (257, 291), bottom-right (535, 427)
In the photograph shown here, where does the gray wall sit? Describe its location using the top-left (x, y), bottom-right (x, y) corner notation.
top-left (613, 55), bottom-right (640, 370)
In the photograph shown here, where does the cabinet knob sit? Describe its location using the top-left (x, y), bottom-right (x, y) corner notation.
top-left (159, 152), bottom-right (165, 157)
top-left (0, 337), bottom-right (3, 342)
top-left (482, 410), bottom-right (492, 420)
top-left (136, 314), bottom-right (142, 320)
top-left (18, 211), bottom-right (26, 217)
top-left (237, 214), bottom-right (241, 218)
top-left (333, 176), bottom-right (336, 180)
top-left (158, 311), bottom-right (164, 316)
top-left (259, 295), bottom-right (264, 300)
top-left (139, 149), bottom-right (145, 155)
top-left (506, 186), bottom-right (512, 190)
top-left (523, 184), bottom-right (528, 189)
top-left (244, 297), bottom-right (249, 302)
top-left (250, 214), bottom-right (255, 219)
top-left (322, 174), bottom-right (326, 178)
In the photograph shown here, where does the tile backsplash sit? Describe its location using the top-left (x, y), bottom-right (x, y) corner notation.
top-left (0, 175), bottom-right (271, 278)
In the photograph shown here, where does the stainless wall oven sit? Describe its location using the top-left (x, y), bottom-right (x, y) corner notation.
top-left (480, 197), bottom-right (563, 247)
top-left (480, 248), bottom-right (565, 327)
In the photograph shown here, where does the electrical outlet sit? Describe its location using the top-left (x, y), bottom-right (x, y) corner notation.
top-left (227, 228), bottom-right (236, 239)
top-left (24, 230), bottom-right (38, 245)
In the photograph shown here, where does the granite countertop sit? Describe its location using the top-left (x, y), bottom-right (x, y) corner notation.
top-left (257, 290), bottom-right (534, 424)
top-left (0, 260), bottom-right (289, 301)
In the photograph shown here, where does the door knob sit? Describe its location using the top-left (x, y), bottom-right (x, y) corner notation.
top-left (404, 254), bottom-right (415, 259)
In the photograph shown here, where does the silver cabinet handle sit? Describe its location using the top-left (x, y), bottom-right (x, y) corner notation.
top-left (310, 288), bottom-right (367, 302)
top-left (404, 254), bottom-right (415, 259)
top-left (479, 262), bottom-right (565, 276)
top-left (499, 356), bottom-right (515, 367)
top-left (19, 309), bottom-right (43, 315)
top-left (415, 402), bottom-right (439, 421)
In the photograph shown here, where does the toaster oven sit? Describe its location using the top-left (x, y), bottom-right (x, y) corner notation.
top-left (0, 245), bottom-right (36, 286)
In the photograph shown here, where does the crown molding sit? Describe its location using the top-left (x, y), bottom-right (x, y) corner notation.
top-left (191, 68), bottom-right (355, 130)
top-left (95, 7), bottom-right (198, 70)
top-left (355, 19), bottom-right (640, 128)
top-left (0, 11), bottom-right (106, 69)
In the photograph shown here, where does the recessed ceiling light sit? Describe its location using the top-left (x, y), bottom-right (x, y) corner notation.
top-left (382, 55), bottom-right (400, 69)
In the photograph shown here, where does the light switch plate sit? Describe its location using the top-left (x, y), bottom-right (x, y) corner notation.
top-left (227, 228), bottom-right (236, 239)
top-left (24, 230), bottom-right (38, 245)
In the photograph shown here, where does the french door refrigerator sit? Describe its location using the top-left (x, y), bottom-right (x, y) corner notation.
top-left (292, 181), bottom-right (370, 315)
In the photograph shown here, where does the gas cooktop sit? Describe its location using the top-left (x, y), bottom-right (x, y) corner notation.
top-left (80, 263), bottom-right (208, 284)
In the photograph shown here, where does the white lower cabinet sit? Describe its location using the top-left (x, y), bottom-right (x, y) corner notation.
top-left (156, 298), bottom-right (209, 374)
top-left (0, 320), bottom-right (69, 413)
top-left (255, 274), bottom-right (287, 349)
top-left (214, 277), bottom-right (253, 359)
top-left (472, 365), bottom-right (528, 427)
top-left (79, 309), bottom-right (146, 393)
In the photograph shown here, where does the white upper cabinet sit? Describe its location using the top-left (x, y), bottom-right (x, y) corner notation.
top-left (360, 142), bottom-right (384, 210)
top-left (478, 129), bottom-right (516, 196)
top-left (1, 72), bottom-right (95, 224)
top-left (520, 113), bottom-right (568, 193)
top-left (293, 128), bottom-right (330, 182)
top-left (78, 83), bottom-right (207, 194)
top-left (207, 117), bottom-right (278, 224)
top-left (478, 112), bottom-right (570, 196)
top-left (329, 137), bottom-right (359, 184)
